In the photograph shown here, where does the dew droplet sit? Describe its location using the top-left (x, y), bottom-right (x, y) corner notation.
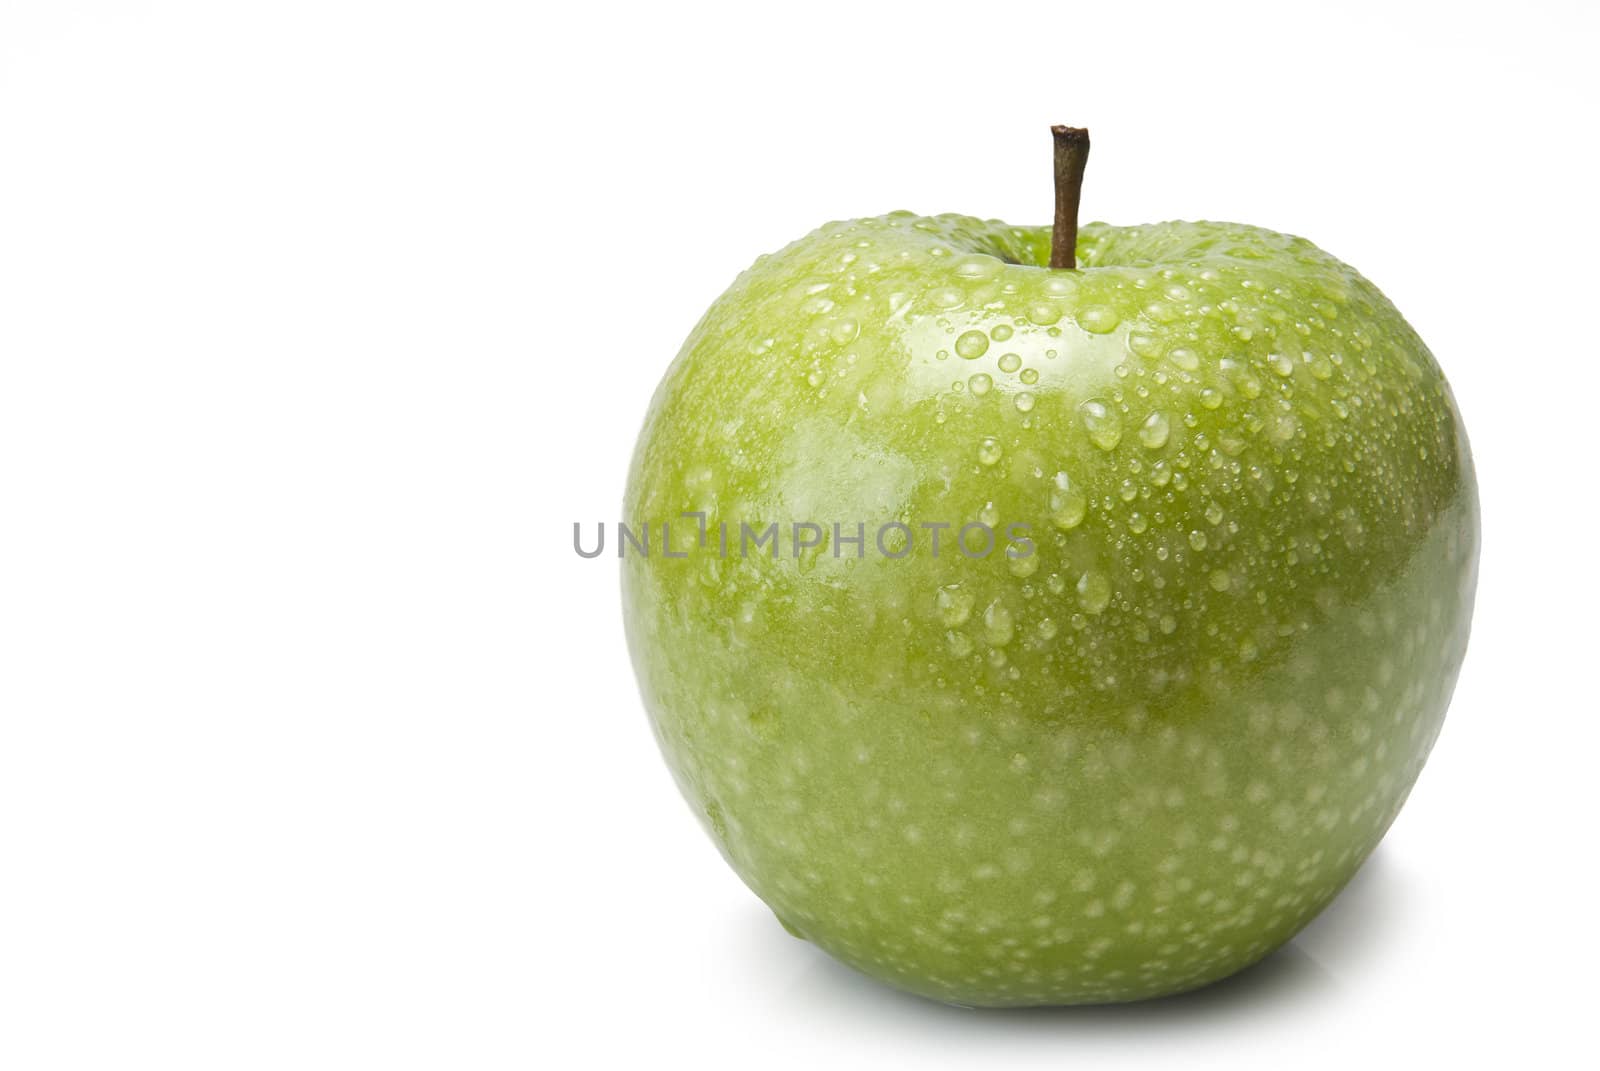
top-left (1188, 530), bottom-right (1208, 551)
top-left (969, 373), bottom-right (993, 396)
top-left (977, 436), bottom-right (1003, 466)
top-left (954, 257), bottom-right (999, 280)
top-left (1020, 367), bottom-right (1039, 385)
top-left (1077, 571), bottom-right (1112, 615)
top-left (1080, 306), bottom-right (1120, 334)
top-left (936, 585), bottom-right (974, 627)
top-left (956, 330), bottom-right (990, 359)
top-left (979, 501), bottom-right (1000, 527)
top-left (1128, 512), bottom-right (1148, 534)
top-left (1209, 568), bottom-right (1232, 592)
top-left (998, 352), bottom-right (1022, 374)
top-left (1169, 347), bottom-right (1200, 372)
top-left (1199, 388), bottom-right (1222, 410)
top-left (1049, 472), bottom-right (1087, 529)
top-left (1138, 411), bottom-right (1171, 450)
top-left (1008, 551), bottom-right (1038, 578)
top-left (991, 324), bottom-right (1014, 342)
top-left (1014, 391), bottom-right (1036, 413)
top-left (1159, 614), bottom-right (1178, 634)
top-left (1079, 399), bottom-right (1123, 450)
top-left (1205, 501), bottom-right (1225, 526)
top-left (1268, 352), bottom-right (1295, 377)
top-left (1127, 332), bottom-right (1161, 359)
top-left (983, 601), bottom-right (1015, 646)
top-left (932, 287), bottom-right (965, 309)
top-left (1028, 302), bottom-right (1062, 326)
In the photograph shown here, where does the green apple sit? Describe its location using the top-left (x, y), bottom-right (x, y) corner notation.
top-left (620, 129), bottom-right (1477, 1006)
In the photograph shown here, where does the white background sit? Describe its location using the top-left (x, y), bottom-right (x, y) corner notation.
top-left (2, 2), bottom-right (1596, 1067)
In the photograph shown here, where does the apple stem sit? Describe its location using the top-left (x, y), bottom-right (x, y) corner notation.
top-left (1049, 126), bottom-right (1091, 271)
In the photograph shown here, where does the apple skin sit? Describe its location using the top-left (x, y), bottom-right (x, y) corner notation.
top-left (621, 213), bottom-right (1477, 1006)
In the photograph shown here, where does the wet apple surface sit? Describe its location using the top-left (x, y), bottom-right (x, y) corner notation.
top-left (622, 207), bottom-right (1477, 1006)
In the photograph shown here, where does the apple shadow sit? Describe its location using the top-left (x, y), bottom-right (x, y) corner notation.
top-left (753, 848), bottom-right (1402, 1035)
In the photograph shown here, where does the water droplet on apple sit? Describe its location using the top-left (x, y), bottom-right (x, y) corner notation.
top-left (956, 330), bottom-right (990, 359)
top-left (1077, 571), bottom-right (1112, 614)
top-left (1079, 399), bottom-right (1123, 450)
top-left (1127, 332), bottom-right (1161, 359)
top-left (1269, 353), bottom-right (1295, 377)
top-left (969, 373), bottom-right (993, 396)
top-left (991, 324), bottom-right (1014, 342)
top-left (1138, 411), bottom-right (1171, 450)
top-left (978, 436), bottom-right (1003, 466)
top-left (1080, 306), bottom-right (1120, 334)
top-left (1014, 392), bottom-right (1036, 413)
top-left (982, 601), bottom-right (1015, 646)
top-left (955, 256), bottom-right (999, 279)
top-left (1020, 367), bottom-right (1039, 385)
top-left (1169, 348), bottom-right (1200, 372)
top-left (1189, 530), bottom-right (1209, 551)
top-left (1210, 568), bottom-right (1232, 592)
top-left (936, 585), bottom-right (975, 627)
top-left (997, 352), bottom-right (1022, 374)
top-left (1049, 473), bottom-right (1087, 529)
